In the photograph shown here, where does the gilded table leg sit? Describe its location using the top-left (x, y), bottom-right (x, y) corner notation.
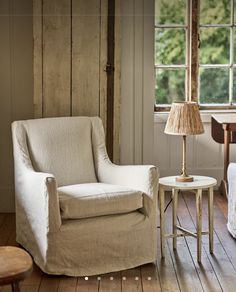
top-left (159, 186), bottom-right (165, 258)
top-left (208, 186), bottom-right (214, 254)
top-left (196, 189), bottom-right (202, 262)
top-left (172, 189), bottom-right (178, 250)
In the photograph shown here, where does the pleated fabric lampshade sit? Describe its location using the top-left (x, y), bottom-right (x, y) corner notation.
top-left (164, 102), bottom-right (204, 182)
top-left (165, 101), bottom-right (204, 136)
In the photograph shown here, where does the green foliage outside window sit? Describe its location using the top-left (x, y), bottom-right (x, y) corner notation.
top-left (155, 0), bottom-right (232, 105)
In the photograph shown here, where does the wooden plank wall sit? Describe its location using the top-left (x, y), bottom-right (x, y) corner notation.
top-left (34, 0), bottom-right (104, 118)
top-left (34, 0), bottom-right (120, 162)
top-left (0, 0), bottom-right (34, 211)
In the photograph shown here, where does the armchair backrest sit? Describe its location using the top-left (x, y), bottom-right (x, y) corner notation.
top-left (13, 117), bottom-right (99, 186)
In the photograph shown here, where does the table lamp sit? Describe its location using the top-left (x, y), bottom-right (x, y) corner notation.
top-left (164, 101), bottom-right (204, 182)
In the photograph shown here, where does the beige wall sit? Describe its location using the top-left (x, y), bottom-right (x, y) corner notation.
top-left (0, 0), bottom-right (33, 211)
top-left (120, 0), bottom-right (155, 165)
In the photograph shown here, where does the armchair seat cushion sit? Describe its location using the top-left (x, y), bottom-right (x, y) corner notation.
top-left (58, 183), bottom-right (143, 219)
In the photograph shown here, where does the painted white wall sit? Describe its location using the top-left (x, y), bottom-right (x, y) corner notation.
top-left (120, 0), bottom-right (155, 165)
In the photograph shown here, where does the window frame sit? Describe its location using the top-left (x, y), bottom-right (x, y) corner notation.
top-left (155, 0), bottom-right (236, 112)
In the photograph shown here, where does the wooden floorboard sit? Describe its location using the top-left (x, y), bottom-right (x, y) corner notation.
top-left (183, 191), bottom-right (236, 292)
top-left (0, 192), bottom-right (235, 291)
top-left (178, 192), bottom-right (222, 292)
top-left (164, 193), bottom-right (204, 292)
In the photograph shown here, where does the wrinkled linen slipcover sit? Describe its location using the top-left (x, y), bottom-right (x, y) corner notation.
top-left (12, 116), bottom-right (159, 276)
top-left (227, 163), bottom-right (236, 238)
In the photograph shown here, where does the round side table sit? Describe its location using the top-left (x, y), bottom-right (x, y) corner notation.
top-left (0, 246), bottom-right (33, 292)
top-left (159, 175), bottom-right (217, 262)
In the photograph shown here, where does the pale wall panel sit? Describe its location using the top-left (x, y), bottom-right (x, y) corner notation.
top-left (0, 0), bottom-right (13, 205)
top-left (195, 122), bottom-right (222, 168)
top-left (120, 0), bottom-right (135, 164)
top-left (120, 0), bottom-right (154, 165)
top-left (43, 0), bottom-right (71, 117)
top-left (0, 0), bottom-right (33, 212)
top-left (72, 0), bottom-right (100, 116)
top-left (154, 123), bottom-right (169, 170)
top-left (99, 0), bottom-right (108, 130)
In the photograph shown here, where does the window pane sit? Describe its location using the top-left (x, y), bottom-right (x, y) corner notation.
top-left (155, 69), bottom-right (185, 104)
top-left (199, 28), bottom-right (230, 64)
top-left (155, 28), bottom-right (185, 65)
top-left (235, 0), bottom-right (236, 24)
top-left (155, 0), bottom-right (186, 25)
top-left (233, 70), bottom-right (236, 103)
top-left (200, 68), bottom-right (229, 104)
top-left (200, 0), bottom-right (230, 25)
top-left (234, 28), bottom-right (236, 63)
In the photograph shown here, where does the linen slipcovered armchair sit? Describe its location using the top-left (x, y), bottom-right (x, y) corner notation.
top-left (12, 117), bottom-right (159, 276)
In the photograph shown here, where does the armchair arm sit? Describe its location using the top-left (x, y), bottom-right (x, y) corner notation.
top-left (12, 121), bottom-right (61, 234)
top-left (91, 117), bottom-right (159, 217)
top-left (97, 163), bottom-right (159, 217)
top-left (15, 169), bottom-right (61, 233)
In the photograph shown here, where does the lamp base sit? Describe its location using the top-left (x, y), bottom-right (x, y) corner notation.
top-left (176, 175), bottom-right (194, 182)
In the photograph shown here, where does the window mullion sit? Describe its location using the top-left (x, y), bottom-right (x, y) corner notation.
top-left (186, 0), bottom-right (191, 101)
top-left (229, 0), bottom-right (234, 105)
top-left (191, 0), bottom-right (199, 103)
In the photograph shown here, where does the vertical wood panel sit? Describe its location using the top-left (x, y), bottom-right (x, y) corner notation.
top-left (0, 0), bottom-right (13, 210)
top-left (120, 0), bottom-right (135, 164)
top-left (0, 0), bottom-right (34, 212)
top-left (134, 0), bottom-right (143, 164)
top-left (12, 0), bottom-right (34, 120)
top-left (143, 0), bottom-right (155, 164)
top-left (120, 0), bottom-right (154, 165)
top-left (43, 0), bottom-right (71, 117)
top-left (72, 0), bottom-right (100, 116)
top-left (99, 0), bottom-right (108, 130)
top-left (33, 0), bottom-right (43, 118)
top-left (113, 0), bottom-right (121, 163)
top-left (195, 123), bottom-right (221, 168)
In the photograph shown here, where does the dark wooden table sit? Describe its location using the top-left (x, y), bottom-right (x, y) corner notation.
top-left (0, 246), bottom-right (33, 292)
top-left (212, 114), bottom-right (236, 198)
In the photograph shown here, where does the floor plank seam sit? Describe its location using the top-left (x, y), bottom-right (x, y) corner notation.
top-left (176, 215), bottom-right (205, 292)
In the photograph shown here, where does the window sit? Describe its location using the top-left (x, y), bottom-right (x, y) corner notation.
top-left (155, 0), bottom-right (236, 110)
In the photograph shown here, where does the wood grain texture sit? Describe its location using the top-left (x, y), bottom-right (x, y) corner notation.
top-left (178, 192), bottom-right (222, 292)
top-left (99, 0), bottom-right (108, 132)
top-left (76, 276), bottom-right (99, 292)
top-left (0, 0), bottom-right (34, 213)
top-left (184, 192), bottom-right (236, 292)
top-left (121, 267), bottom-right (142, 292)
top-left (72, 0), bottom-right (100, 117)
top-left (33, 0), bottom-right (43, 118)
top-left (164, 194), bottom-right (204, 292)
top-left (113, 0), bottom-right (121, 164)
top-left (99, 272), bottom-right (121, 292)
top-left (43, 0), bottom-right (71, 117)
top-left (0, 247), bottom-right (33, 286)
top-left (141, 264), bottom-right (161, 292)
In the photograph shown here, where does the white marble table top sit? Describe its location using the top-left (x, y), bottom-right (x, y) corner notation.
top-left (159, 175), bottom-right (217, 190)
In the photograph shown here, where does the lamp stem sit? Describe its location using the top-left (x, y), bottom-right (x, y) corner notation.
top-left (182, 135), bottom-right (187, 177)
top-left (176, 135), bottom-right (193, 182)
